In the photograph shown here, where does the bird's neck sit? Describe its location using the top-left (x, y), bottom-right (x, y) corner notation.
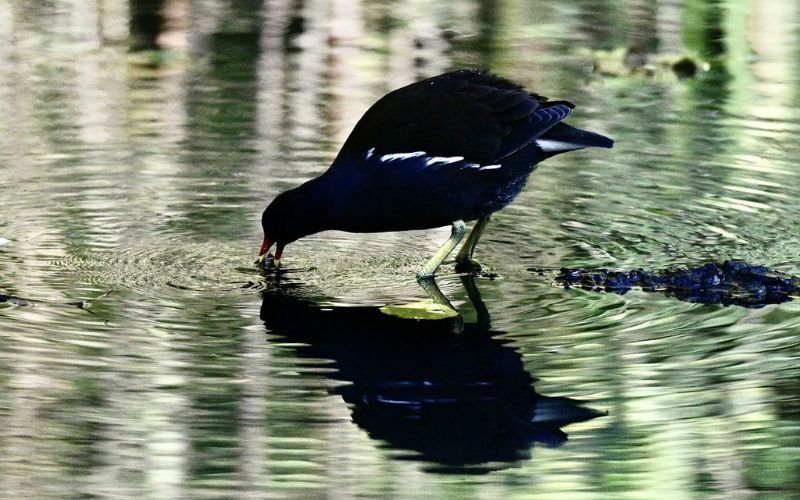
top-left (283, 171), bottom-right (344, 239)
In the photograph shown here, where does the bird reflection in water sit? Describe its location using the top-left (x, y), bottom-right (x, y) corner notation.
top-left (260, 276), bottom-right (604, 473)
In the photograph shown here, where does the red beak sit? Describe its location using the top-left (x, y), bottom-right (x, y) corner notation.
top-left (259, 237), bottom-right (273, 258)
top-left (257, 238), bottom-right (284, 268)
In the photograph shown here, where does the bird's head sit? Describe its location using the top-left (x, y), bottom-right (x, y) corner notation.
top-left (257, 177), bottom-right (336, 269)
top-left (257, 188), bottom-right (323, 269)
top-left (257, 191), bottom-right (297, 269)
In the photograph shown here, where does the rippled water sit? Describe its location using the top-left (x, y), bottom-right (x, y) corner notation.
top-left (2, 0), bottom-right (800, 497)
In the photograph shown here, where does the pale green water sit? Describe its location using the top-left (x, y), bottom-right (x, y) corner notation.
top-left (1, 0), bottom-right (800, 498)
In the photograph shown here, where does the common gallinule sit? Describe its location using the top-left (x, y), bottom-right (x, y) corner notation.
top-left (258, 69), bottom-right (613, 278)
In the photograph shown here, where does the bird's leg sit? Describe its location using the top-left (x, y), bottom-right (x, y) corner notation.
top-left (454, 215), bottom-right (491, 273)
top-left (417, 220), bottom-right (467, 279)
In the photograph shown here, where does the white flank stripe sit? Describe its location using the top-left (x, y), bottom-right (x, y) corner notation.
top-left (479, 164), bottom-right (501, 170)
top-left (380, 151), bottom-right (426, 162)
top-left (365, 147), bottom-right (375, 159)
top-left (535, 139), bottom-right (585, 153)
top-left (424, 156), bottom-right (464, 166)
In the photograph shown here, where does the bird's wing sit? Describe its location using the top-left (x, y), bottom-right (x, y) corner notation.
top-left (333, 69), bottom-right (573, 166)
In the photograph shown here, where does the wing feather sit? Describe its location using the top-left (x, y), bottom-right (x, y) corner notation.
top-left (334, 69), bottom-right (571, 166)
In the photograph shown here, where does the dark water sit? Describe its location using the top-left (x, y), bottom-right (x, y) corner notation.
top-left (2, 0), bottom-right (800, 497)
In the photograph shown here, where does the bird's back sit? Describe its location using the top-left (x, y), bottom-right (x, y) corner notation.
top-left (335, 69), bottom-right (570, 165)
top-left (316, 70), bottom-right (613, 233)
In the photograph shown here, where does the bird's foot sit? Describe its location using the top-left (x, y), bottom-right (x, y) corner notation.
top-left (255, 253), bottom-right (280, 272)
top-left (454, 257), bottom-right (483, 275)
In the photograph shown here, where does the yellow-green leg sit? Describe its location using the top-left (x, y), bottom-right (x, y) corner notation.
top-left (455, 215), bottom-right (490, 273)
top-left (417, 220), bottom-right (466, 279)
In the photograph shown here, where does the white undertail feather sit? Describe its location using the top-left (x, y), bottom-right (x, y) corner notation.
top-left (535, 139), bottom-right (586, 153)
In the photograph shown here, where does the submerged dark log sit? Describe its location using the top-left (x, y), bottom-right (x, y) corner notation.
top-left (539, 260), bottom-right (799, 307)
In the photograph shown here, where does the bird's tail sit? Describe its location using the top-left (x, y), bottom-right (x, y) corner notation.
top-left (535, 122), bottom-right (613, 156)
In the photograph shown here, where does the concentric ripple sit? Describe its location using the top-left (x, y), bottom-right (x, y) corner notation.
top-left (52, 241), bottom-right (261, 295)
top-left (48, 232), bottom-right (458, 306)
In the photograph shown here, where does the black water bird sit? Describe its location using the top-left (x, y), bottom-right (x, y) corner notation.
top-left (258, 69), bottom-right (613, 277)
